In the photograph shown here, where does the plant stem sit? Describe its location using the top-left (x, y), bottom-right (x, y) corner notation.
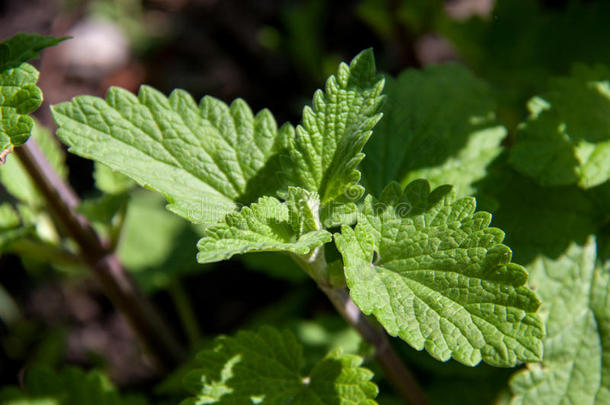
top-left (320, 285), bottom-right (428, 405)
top-left (292, 249), bottom-right (428, 405)
top-left (14, 139), bottom-right (185, 370)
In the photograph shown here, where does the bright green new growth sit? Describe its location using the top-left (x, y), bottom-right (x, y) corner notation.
top-left (52, 49), bottom-right (384, 227)
top-left (0, 367), bottom-right (147, 405)
top-left (197, 189), bottom-right (331, 263)
top-left (335, 179), bottom-right (544, 367)
top-left (181, 326), bottom-right (378, 405)
top-left (510, 239), bottom-right (610, 404)
top-left (52, 89), bottom-right (290, 225)
top-left (509, 65), bottom-right (610, 189)
top-left (0, 34), bottom-right (65, 157)
top-left (50, 48), bottom-right (548, 383)
top-left (281, 48), bottom-right (385, 217)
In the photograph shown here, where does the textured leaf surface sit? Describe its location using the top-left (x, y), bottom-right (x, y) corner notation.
top-left (510, 239), bottom-right (610, 404)
top-left (361, 64), bottom-right (504, 197)
top-left (335, 179), bottom-right (544, 367)
top-left (53, 88), bottom-right (289, 225)
top-left (0, 63), bottom-right (42, 153)
top-left (282, 48), bottom-right (384, 208)
top-left (181, 326), bottom-right (377, 405)
top-left (0, 366), bottom-right (147, 405)
top-left (509, 65), bottom-right (610, 188)
top-left (197, 189), bottom-right (331, 263)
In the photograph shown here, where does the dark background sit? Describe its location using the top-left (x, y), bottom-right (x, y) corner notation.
top-left (1, 0), bottom-right (608, 402)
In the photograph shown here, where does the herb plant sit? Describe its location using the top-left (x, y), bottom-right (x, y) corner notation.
top-left (0, 20), bottom-right (608, 405)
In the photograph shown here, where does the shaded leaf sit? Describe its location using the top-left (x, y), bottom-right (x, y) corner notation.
top-left (510, 239), bottom-right (610, 404)
top-left (181, 326), bottom-right (377, 405)
top-left (361, 64), bottom-right (504, 197)
top-left (509, 65), bottom-right (610, 188)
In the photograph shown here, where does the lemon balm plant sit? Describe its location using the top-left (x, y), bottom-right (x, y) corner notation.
top-left (0, 32), bottom-right (608, 405)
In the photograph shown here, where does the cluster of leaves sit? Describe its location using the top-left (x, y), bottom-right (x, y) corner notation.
top-left (1, 5), bottom-right (610, 402)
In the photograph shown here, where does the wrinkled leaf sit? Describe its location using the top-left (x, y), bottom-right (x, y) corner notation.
top-left (335, 179), bottom-right (544, 367)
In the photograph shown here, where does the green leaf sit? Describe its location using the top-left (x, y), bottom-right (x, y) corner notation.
top-left (52, 88), bottom-right (290, 225)
top-left (0, 203), bottom-right (20, 229)
top-left (0, 121), bottom-right (67, 206)
top-left (93, 162), bottom-right (135, 195)
top-left (0, 366), bottom-right (147, 405)
top-left (0, 33), bottom-right (66, 71)
top-left (282, 48), bottom-right (385, 211)
top-left (439, 0), bottom-right (610, 116)
top-left (361, 64), bottom-right (504, 198)
top-left (475, 155), bottom-right (599, 265)
top-left (116, 190), bottom-right (204, 293)
top-left (509, 65), bottom-right (610, 189)
top-left (334, 179), bottom-right (544, 367)
top-left (0, 122), bottom-right (65, 251)
top-left (77, 193), bottom-right (128, 224)
top-left (197, 190), bottom-right (331, 263)
top-left (0, 63), bottom-right (42, 153)
top-left (181, 326), bottom-right (378, 405)
top-left (0, 33), bottom-right (64, 156)
top-left (510, 239), bottom-right (610, 404)
top-left (0, 203), bottom-right (31, 251)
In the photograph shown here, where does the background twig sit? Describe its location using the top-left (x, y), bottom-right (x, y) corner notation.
top-left (14, 139), bottom-right (185, 370)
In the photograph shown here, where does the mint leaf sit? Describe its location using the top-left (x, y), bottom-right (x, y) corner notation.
top-left (475, 156), bottom-right (598, 264)
top-left (282, 48), bottom-right (384, 211)
top-left (439, 0), bottom-right (610, 111)
top-left (0, 366), bottom-right (147, 405)
top-left (181, 326), bottom-right (378, 405)
top-left (197, 190), bottom-right (331, 263)
top-left (0, 122), bottom-right (66, 251)
top-left (117, 190), bottom-right (204, 293)
top-left (93, 162), bottom-right (135, 195)
top-left (510, 239), bottom-right (610, 404)
top-left (0, 33), bottom-right (66, 71)
top-left (0, 121), bottom-right (67, 206)
top-left (509, 65), bottom-right (610, 189)
top-left (0, 33), bottom-right (64, 157)
top-left (0, 63), bottom-right (42, 154)
top-left (52, 88), bottom-right (290, 225)
top-left (361, 64), bottom-right (504, 197)
top-left (335, 179), bottom-right (544, 367)
top-left (401, 128), bottom-right (504, 198)
top-left (0, 203), bottom-right (31, 251)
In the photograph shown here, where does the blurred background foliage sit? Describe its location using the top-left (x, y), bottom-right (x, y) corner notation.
top-left (0, 1), bottom-right (609, 404)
